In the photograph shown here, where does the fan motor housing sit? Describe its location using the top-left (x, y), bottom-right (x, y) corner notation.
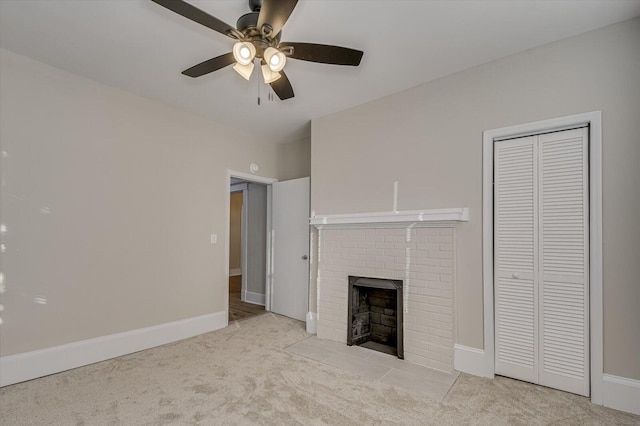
top-left (237, 11), bottom-right (281, 49)
top-left (236, 12), bottom-right (259, 33)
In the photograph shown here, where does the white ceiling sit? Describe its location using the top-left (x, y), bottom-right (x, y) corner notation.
top-left (1, 0), bottom-right (639, 145)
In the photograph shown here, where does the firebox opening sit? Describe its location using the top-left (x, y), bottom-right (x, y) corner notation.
top-left (347, 276), bottom-right (403, 359)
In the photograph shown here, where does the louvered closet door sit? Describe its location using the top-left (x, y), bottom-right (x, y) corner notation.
top-left (494, 136), bottom-right (538, 383)
top-left (538, 128), bottom-right (589, 396)
top-left (494, 128), bottom-right (589, 397)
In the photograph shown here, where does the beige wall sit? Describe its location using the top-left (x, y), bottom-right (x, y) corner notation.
top-left (229, 192), bottom-right (243, 271)
top-left (0, 49), bottom-right (283, 356)
top-left (277, 137), bottom-right (311, 181)
top-left (311, 19), bottom-right (640, 380)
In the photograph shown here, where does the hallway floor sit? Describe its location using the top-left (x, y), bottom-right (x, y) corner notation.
top-left (228, 275), bottom-right (265, 322)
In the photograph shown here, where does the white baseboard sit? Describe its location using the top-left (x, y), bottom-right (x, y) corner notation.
top-left (306, 312), bottom-right (317, 334)
top-left (0, 311), bottom-right (227, 387)
top-left (242, 291), bottom-right (265, 306)
top-left (454, 344), bottom-right (491, 378)
top-left (229, 268), bottom-right (242, 276)
top-left (602, 374), bottom-right (640, 415)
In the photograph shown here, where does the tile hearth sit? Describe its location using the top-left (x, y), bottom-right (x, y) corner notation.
top-left (286, 336), bottom-right (459, 401)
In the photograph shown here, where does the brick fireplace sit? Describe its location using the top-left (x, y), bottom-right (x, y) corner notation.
top-left (314, 222), bottom-right (459, 372)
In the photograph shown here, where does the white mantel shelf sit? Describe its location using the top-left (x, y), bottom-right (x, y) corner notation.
top-left (310, 208), bottom-right (469, 229)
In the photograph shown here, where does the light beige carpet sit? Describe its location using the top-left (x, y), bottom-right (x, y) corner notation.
top-left (1, 313), bottom-right (638, 425)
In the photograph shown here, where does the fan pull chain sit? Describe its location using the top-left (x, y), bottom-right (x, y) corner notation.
top-left (257, 76), bottom-right (277, 105)
top-left (257, 77), bottom-right (261, 106)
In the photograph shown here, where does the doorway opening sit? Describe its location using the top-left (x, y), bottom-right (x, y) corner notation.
top-left (224, 170), bottom-right (311, 326)
top-left (228, 177), bottom-right (269, 322)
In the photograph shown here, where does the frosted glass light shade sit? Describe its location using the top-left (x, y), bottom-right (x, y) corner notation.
top-left (233, 62), bottom-right (254, 80)
top-left (232, 42), bottom-right (256, 66)
top-left (263, 47), bottom-right (286, 72)
top-left (261, 64), bottom-right (281, 84)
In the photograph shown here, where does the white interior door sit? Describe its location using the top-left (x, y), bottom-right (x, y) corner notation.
top-left (494, 128), bottom-right (589, 396)
top-left (271, 177), bottom-right (310, 321)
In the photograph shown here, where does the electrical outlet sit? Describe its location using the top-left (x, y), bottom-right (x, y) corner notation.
top-left (210, 233), bottom-right (217, 244)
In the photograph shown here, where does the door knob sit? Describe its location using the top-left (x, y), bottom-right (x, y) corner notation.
top-left (512, 272), bottom-right (520, 279)
top-left (301, 255), bottom-right (308, 260)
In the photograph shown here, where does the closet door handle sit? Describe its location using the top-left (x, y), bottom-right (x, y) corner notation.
top-left (512, 272), bottom-right (520, 279)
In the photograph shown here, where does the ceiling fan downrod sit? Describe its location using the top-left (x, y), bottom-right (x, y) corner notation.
top-left (249, 0), bottom-right (262, 13)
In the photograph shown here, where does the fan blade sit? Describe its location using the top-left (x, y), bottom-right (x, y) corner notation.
top-left (257, 0), bottom-right (298, 38)
top-left (279, 42), bottom-right (363, 66)
top-left (182, 52), bottom-right (235, 77)
top-left (270, 70), bottom-right (295, 100)
top-left (151, 0), bottom-right (239, 39)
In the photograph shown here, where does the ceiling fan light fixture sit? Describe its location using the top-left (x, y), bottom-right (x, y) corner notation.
top-left (150, 0), bottom-right (365, 101)
top-left (261, 63), bottom-right (281, 84)
top-left (264, 47), bottom-right (286, 72)
top-left (232, 41), bottom-right (256, 66)
top-left (233, 61), bottom-right (255, 80)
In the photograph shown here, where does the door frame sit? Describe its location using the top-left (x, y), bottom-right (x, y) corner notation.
top-left (225, 170), bottom-right (277, 320)
top-left (482, 111), bottom-right (603, 404)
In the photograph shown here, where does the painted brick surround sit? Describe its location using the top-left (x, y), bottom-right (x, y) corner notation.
top-left (317, 227), bottom-right (456, 372)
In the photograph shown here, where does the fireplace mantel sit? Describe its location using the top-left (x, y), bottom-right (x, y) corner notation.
top-left (310, 208), bottom-right (469, 229)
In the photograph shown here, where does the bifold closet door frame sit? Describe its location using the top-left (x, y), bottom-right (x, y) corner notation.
top-left (482, 111), bottom-right (602, 403)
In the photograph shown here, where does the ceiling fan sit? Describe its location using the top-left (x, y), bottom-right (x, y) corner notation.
top-left (151, 0), bottom-right (364, 100)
